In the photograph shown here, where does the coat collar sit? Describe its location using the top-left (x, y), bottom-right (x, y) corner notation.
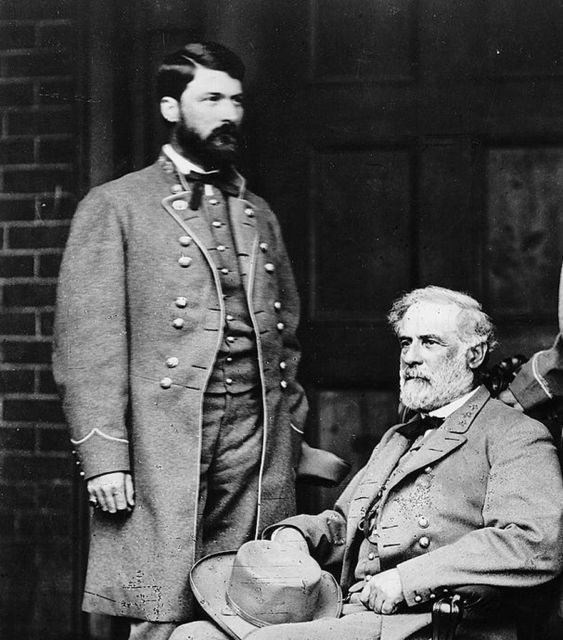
top-left (346, 385), bottom-right (491, 532)
top-left (383, 385), bottom-right (490, 495)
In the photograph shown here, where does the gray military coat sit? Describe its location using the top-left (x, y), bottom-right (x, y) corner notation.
top-left (53, 156), bottom-right (307, 621)
top-left (272, 387), bottom-right (563, 640)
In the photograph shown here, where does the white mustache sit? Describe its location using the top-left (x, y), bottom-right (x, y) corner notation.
top-left (401, 368), bottom-right (430, 382)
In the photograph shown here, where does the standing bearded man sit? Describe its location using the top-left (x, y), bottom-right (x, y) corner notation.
top-left (173, 285), bottom-right (563, 640)
top-left (53, 42), bottom-right (308, 640)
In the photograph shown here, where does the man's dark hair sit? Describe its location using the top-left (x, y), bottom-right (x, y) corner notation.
top-left (156, 42), bottom-right (245, 102)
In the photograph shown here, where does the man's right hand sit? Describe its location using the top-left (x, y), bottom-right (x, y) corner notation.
top-left (87, 472), bottom-right (135, 513)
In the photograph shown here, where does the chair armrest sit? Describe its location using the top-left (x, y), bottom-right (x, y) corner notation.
top-left (431, 584), bottom-right (505, 640)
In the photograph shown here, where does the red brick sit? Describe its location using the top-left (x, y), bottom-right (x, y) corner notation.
top-left (38, 368), bottom-right (57, 393)
top-left (38, 427), bottom-right (70, 452)
top-left (8, 224), bottom-right (69, 249)
top-left (37, 483), bottom-right (72, 510)
top-left (7, 109), bottom-right (72, 136)
top-left (40, 311), bottom-right (54, 336)
top-left (38, 23), bottom-right (73, 51)
top-left (37, 195), bottom-right (76, 220)
top-left (0, 255), bottom-right (35, 278)
top-left (1, 341), bottom-right (52, 365)
top-left (0, 25), bottom-right (36, 50)
top-left (0, 312), bottom-right (36, 335)
top-left (0, 81), bottom-right (34, 107)
top-left (38, 137), bottom-right (75, 164)
top-left (0, 425), bottom-right (35, 450)
top-left (39, 253), bottom-right (62, 277)
top-left (4, 168), bottom-right (74, 195)
top-left (0, 368), bottom-right (35, 392)
top-left (3, 283), bottom-right (57, 307)
top-left (2, 454), bottom-right (72, 482)
top-left (0, 199), bottom-right (36, 221)
top-left (0, 484), bottom-right (37, 509)
top-left (3, 398), bottom-right (64, 422)
top-left (38, 79), bottom-right (74, 106)
top-left (0, 138), bottom-right (34, 164)
top-left (3, 51), bottom-right (73, 78)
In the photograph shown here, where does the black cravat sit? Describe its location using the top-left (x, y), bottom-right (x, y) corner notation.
top-left (184, 170), bottom-right (239, 210)
top-left (396, 414), bottom-right (445, 440)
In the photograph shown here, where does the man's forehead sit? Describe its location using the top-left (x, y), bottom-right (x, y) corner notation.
top-left (399, 302), bottom-right (461, 336)
top-left (183, 66), bottom-right (243, 96)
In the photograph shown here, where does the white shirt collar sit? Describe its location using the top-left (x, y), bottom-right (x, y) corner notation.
top-left (428, 387), bottom-right (480, 419)
top-left (162, 143), bottom-right (219, 177)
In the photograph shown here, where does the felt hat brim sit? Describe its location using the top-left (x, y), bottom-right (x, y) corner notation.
top-left (190, 550), bottom-right (343, 640)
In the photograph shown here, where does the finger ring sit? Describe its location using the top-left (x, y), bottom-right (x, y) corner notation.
top-left (89, 498), bottom-right (98, 506)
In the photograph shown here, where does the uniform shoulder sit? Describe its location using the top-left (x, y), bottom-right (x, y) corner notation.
top-left (482, 396), bottom-right (553, 441)
top-left (89, 163), bottom-right (160, 199)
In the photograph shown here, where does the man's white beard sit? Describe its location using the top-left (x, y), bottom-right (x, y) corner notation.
top-left (399, 350), bottom-right (475, 412)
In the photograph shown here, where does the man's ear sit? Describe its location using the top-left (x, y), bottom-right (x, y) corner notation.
top-left (467, 342), bottom-right (488, 370)
top-left (160, 97), bottom-right (180, 123)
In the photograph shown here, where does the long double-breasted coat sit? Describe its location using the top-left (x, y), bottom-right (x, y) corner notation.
top-left (268, 387), bottom-right (563, 640)
top-left (52, 155), bottom-right (308, 622)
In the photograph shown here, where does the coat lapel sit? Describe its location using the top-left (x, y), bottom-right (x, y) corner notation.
top-left (383, 386), bottom-right (490, 496)
top-left (346, 435), bottom-right (412, 540)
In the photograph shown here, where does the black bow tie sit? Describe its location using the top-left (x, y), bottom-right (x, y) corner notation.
top-left (396, 415), bottom-right (445, 440)
top-left (184, 170), bottom-right (239, 210)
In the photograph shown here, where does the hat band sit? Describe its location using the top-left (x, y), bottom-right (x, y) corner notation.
top-left (225, 591), bottom-right (270, 628)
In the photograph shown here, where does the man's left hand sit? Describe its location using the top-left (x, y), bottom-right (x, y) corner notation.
top-left (360, 569), bottom-right (405, 614)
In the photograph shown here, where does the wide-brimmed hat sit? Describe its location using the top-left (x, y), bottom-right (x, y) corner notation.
top-left (190, 540), bottom-right (343, 639)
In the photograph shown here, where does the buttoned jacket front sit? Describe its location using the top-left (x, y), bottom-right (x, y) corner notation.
top-left (53, 157), bottom-right (307, 621)
top-left (273, 387), bottom-right (563, 640)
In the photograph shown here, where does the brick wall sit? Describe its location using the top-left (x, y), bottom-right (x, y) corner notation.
top-left (0, 1), bottom-right (80, 639)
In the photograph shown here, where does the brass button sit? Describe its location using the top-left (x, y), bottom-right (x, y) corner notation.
top-left (259, 242), bottom-right (268, 252)
top-left (225, 378), bottom-right (233, 385)
top-left (179, 235), bottom-right (191, 246)
top-left (221, 268), bottom-right (229, 274)
top-left (265, 263), bottom-right (275, 273)
top-left (226, 315), bottom-right (234, 321)
top-left (160, 377), bottom-right (172, 389)
top-left (175, 297), bottom-right (188, 308)
top-left (79, 471), bottom-right (85, 477)
top-left (419, 536), bottom-right (430, 549)
top-left (280, 380), bottom-right (288, 389)
top-left (209, 198), bottom-right (219, 205)
top-left (414, 594), bottom-right (422, 603)
top-left (274, 301), bottom-right (281, 310)
top-left (279, 361), bottom-right (287, 370)
top-left (424, 466), bottom-right (433, 474)
top-left (245, 207), bottom-right (254, 217)
top-left (172, 200), bottom-right (188, 211)
top-left (171, 184), bottom-right (183, 194)
top-left (178, 256), bottom-right (192, 267)
top-left (226, 356), bottom-right (233, 363)
top-left (418, 516), bottom-right (429, 529)
top-left (276, 322), bottom-right (285, 331)
top-left (212, 221), bottom-right (222, 228)
top-left (365, 574), bottom-right (372, 582)
top-left (227, 336), bottom-right (235, 343)
top-left (165, 357), bottom-right (179, 368)
top-left (217, 245), bottom-right (226, 252)
top-left (172, 318), bottom-right (185, 329)
top-left (368, 552), bottom-right (376, 560)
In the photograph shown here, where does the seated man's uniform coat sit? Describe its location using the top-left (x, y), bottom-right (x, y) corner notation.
top-left (269, 387), bottom-right (563, 640)
top-left (52, 153), bottom-right (308, 622)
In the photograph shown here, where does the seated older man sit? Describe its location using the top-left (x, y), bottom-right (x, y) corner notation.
top-left (173, 286), bottom-right (563, 640)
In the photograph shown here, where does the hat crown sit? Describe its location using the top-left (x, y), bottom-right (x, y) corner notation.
top-left (226, 540), bottom-right (322, 626)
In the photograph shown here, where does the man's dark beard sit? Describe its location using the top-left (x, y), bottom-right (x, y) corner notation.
top-left (174, 121), bottom-right (240, 170)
